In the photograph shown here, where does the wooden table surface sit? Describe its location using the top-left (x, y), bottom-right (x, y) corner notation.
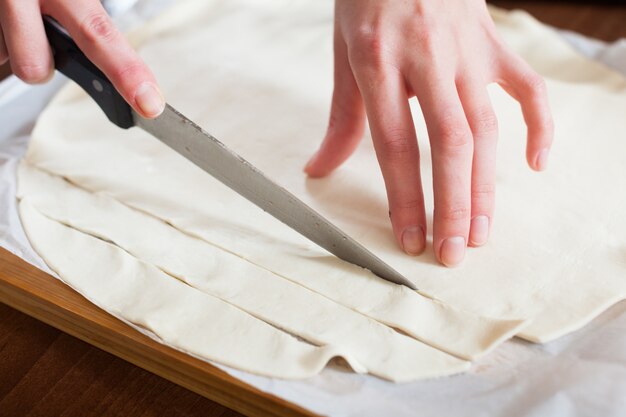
top-left (1, 2), bottom-right (625, 416)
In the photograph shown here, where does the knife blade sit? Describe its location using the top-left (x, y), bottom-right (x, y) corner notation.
top-left (43, 16), bottom-right (417, 290)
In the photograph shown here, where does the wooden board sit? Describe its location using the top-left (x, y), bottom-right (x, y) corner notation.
top-left (0, 248), bottom-right (318, 417)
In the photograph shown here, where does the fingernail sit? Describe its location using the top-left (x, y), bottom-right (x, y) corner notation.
top-left (402, 226), bottom-right (425, 256)
top-left (135, 83), bottom-right (165, 118)
top-left (469, 215), bottom-right (490, 246)
top-left (440, 236), bottom-right (465, 267)
top-left (535, 148), bottom-right (550, 171)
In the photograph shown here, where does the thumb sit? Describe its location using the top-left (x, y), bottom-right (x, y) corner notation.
top-left (305, 36), bottom-right (365, 178)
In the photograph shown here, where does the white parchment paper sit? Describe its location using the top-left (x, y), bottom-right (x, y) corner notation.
top-left (1, 3), bottom-right (624, 416)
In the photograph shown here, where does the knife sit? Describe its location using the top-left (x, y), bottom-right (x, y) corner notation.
top-left (42, 16), bottom-right (417, 290)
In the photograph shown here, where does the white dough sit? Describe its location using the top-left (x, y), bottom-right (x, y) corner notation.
top-left (18, 163), bottom-right (470, 381)
top-left (17, 0), bottom-right (626, 379)
top-left (18, 200), bottom-right (355, 379)
top-left (17, 162), bottom-right (526, 361)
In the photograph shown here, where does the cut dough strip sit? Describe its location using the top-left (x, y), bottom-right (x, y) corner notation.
top-left (18, 163), bottom-right (470, 382)
top-left (19, 161), bottom-right (526, 361)
top-left (18, 200), bottom-right (356, 380)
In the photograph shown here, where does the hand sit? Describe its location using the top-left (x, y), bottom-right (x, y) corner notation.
top-left (0, 0), bottom-right (164, 118)
top-left (305, 0), bottom-right (553, 266)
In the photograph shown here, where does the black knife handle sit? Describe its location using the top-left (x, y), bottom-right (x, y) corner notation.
top-left (43, 16), bottom-right (134, 129)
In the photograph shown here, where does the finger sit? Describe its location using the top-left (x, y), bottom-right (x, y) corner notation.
top-left (44, 1), bottom-right (164, 118)
top-left (0, 26), bottom-right (9, 65)
top-left (497, 54), bottom-right (554, 171)
top-left (412, 70), bottom-right (473, 266)
top-left (457, 76), bottom-right (498, 247)
top-left (305, 31), bottom-right (366, 178)
top-left (0, 0), bottom-right (53, 83)
top-left (351, 63), bottom-right (426, 256)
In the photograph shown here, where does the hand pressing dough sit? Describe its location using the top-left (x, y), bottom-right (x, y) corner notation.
top-left (19, 0), bottom-right (626, 379)
top-left (18, 163), bottom-right (470, 381)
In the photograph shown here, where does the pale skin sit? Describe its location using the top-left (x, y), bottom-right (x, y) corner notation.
top-left (0, 0), bottom-right (553, 267)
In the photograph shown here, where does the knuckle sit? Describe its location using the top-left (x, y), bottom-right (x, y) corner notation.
top-left (394, 198), bottom-right (423, 211)
top-left (471, 183), bottom-right (495, 202)
top-left (528, 107), bottom-right (554, 140)
top-left (437, 205), bottom-right (471, 222)
top-left (13, 62), bottom-right (51, 83)
top-left (378, 130), bottom-right (417, 161)
top-left (351, 25), bottom-right (383, 55)
top-left (543, 113), bottom-right (555, 134)
top-left (413, 28), bottom-right (437, 56)
top-left (520, 71), bottom-right (547, 95)
top-left (110, 62), bottom-right (145, 85)
top-left (537, 114), bottom-right (555, 139)
top-left (81, 12), bottom-right (117, 44)
top-left (349, 25), bottom-right (390, 70)
top-left (436, 119), bottom-right (472, 149)
top-left (327, 90), bottom-right (363, 136)
top-left (327, 109), bottom-right (360, 138)
top-left (470, 107), bottom-right (498, 138)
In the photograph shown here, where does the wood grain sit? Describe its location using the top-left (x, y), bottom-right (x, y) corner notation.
top-left (0, 63), bottom-right (11, 81)
top-left (0, 303), bottom-right (244, 417)
top-left (1, 3), bottom-right (626, 417)
top-left (491, 1), bottom-right (626, 41)
top-left (0, 248), bottom-right (317, 417)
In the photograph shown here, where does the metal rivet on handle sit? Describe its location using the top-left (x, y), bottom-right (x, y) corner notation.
top-left (92, 79), bottom-right (104, 92)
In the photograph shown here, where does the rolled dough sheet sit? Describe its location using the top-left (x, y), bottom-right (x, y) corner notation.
top-left (17, 162), bottom-right (471, 382)
top-left (17, 0), bottom-right (626, 380)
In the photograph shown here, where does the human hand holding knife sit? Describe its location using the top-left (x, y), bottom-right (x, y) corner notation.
top-left (39, 14), bottom-right (417, 290)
